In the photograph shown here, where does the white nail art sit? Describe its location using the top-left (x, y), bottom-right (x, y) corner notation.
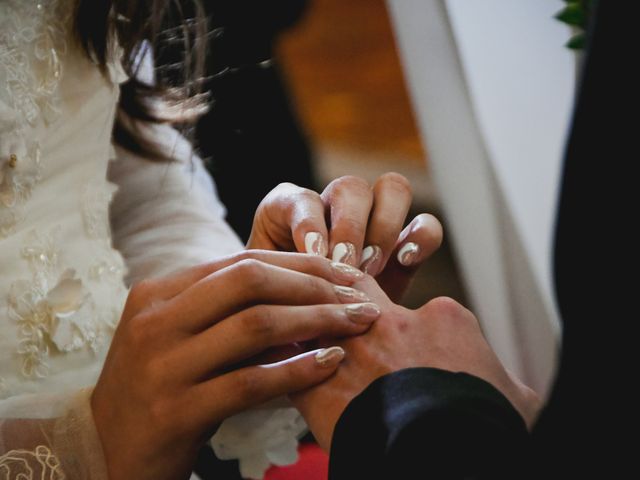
top-left (334, 285), bottom-right (371, 303)
top-left (331, 262), bottom-right (364, 281)
top-left (360, 245), bottom-right (382, 274)
top-left (315, 346), bottom-right (346, 367)
top-left (360, 246), bottom-right (376, 265)
top-left (345, 302), bottom-right (381, 323)
top-left (332, 242), bottom-right (356, 264)
top-left (305, 232), bottom-right (327, 256)
top-left (397, 242), bottom-right (420, 266)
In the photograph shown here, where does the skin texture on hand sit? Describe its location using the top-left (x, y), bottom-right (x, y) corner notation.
top-left (247, 174), bottom-right (443, 303)
top-left (90, 251), bottom-right (380, 480)
top-left (291, 276), bottom-right (541, 451)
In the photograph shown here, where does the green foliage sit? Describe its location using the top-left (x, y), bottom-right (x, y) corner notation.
top-left (556, 4), bottom-right (587, 27)
top-left (566, 32), bottom-right (586, 50)
top-left (555, 0), bottom-right (596, 50)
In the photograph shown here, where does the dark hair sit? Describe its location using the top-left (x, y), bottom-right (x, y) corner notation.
top-left (74, 0), bottom-right (209, 159)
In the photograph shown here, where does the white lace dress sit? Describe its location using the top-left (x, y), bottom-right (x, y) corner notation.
top-left (0, 1), bottom-right (305, 478)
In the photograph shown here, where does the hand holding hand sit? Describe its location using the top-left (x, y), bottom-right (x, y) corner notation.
top-left (91, 251), bottom-right (380, 480)
top-left (247, 174), bottom-right (443, 302)
top-left (291, 276), bottom-right (541, 451)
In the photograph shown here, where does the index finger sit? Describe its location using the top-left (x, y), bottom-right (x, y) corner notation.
top-left (134, 248), bottom-right (339, 302)
top-left (321, 176), bottom-right (374, 266)
top-left (287, 187), bottom-right (330, 257)
top-left (253, 183), bottom-right (329, 256)
top-left (161, 253), bottom-right (368, 332)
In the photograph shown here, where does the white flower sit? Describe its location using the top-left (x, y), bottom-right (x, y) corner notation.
top-left (211, 406), bottom-right (307, 479)
top-left (46, 269), bottom-right (92, 352)
top-left (8, 268), bottom-right (96, 377)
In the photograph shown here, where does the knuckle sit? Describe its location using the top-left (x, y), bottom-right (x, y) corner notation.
top-left (423, 296), bottom-right (471, 323)
top-left (266, 182), bottom-right (297, 200)
top-left (427, 296), bottom-right (462, 313)
top-left (233, 258), bottom-right (268, 288)
top-left (274, 181), bottom-right (297, 191)
top-left (235, 369), bottom-right (264, 400)
top-left (377, 172), bottom-right (412, 197)
top-left (296, 187), bottom-right (322, 203)
top-left (127, 280), bottom-right (156, 309)
top-left (232, 250), bottom-right (256, 263)
top-left (243, 306), bottom-right (276, 340)
top-left (259, 183), bottom-right (300, 213)
top-left (329, 175), bottom-right (371, 196)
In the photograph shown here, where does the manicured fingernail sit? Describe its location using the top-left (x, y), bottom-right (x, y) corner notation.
top-left (345, 302), bottom-right (381, 324)
top-left (315, 346), bottom-right (346, 367)
top-left (397, 242), bottom-right (420, 266)
top-left (360, 245), bottom-right (382, 275)
top-left (332, 242), bottom-right (356, 265)
top-left (334, 285), bottom-right (370, 303)
top-left (305, 232), bottom-right (328, 256)
top-left (331, 261), bottom-right (364, 282)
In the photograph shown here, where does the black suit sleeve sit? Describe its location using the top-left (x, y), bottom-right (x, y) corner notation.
top-left (329, 368), bottom-right (531, 479)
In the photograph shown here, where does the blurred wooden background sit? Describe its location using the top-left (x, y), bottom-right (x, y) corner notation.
top-left (276, 0), bottom-right (467, 308)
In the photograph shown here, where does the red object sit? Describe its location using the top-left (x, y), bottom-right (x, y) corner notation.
top-left (265, 443), bottom-right (329, 480)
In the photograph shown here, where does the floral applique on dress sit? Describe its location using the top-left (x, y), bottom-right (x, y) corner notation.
top-left (6, 229), bottom-right (108, 379)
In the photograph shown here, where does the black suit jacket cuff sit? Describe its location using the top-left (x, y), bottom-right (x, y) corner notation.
top-left (329, 368), bottom-right (531, 479)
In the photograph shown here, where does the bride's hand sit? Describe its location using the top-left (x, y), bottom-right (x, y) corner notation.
top-left (247, 174), bottom-right (443, 302)
top-left (91, 251), bottom-right (379, 480)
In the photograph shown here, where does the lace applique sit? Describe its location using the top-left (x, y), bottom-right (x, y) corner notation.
top-left (0, 445), bottom-right (65, 480)
top-left (0, 0), bottom-right (71, 237)
top-left (88, 261), bottom-right (124, 283)
top-left (81, 179), bottom-right (119, 240)
top-left (7, 229), bottom-right (110, 379)
top-left (82, 155), bottom-right (129, 331)
top-left (0, 114), bottom-right (42, 237)
top-left (87, 258), bottom-right (127, 332)
top-left (82, 172), bottom-right (128, 330)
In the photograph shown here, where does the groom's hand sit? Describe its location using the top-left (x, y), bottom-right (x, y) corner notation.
top-left (290, 276), bottom-right (541, 451)
top-left (247, 174), bottom-right (443, 302)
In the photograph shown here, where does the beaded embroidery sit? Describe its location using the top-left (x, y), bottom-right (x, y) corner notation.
top-left (0, 0), bottom-right (71, 237)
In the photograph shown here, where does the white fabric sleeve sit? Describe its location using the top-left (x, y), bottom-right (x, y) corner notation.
top-left (0, 388), bottom-right (108, 480)
top-left (108, 124), bottom-right (244, 285)
top-left (108, 123), bottom-right (307, 479)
